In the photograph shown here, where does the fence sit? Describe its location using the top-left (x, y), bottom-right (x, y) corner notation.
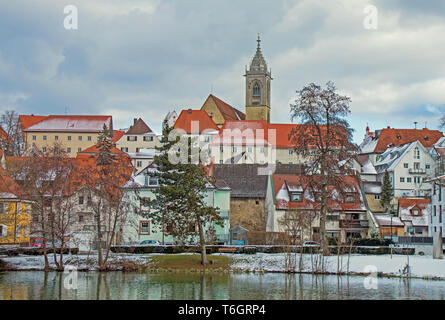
top-left (246, 231), bottom-right (288, 245)
top-left (397, 236), bottom-right (445, 244)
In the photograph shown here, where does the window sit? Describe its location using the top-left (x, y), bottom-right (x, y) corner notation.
top-left (426, 164), bottom-right (431, 169)
top-left (404, 163), bottom-right (408, 168)
top-left (260, 147), bottom-right (265, 153)
top-left (67, 147), bottom-right (71, 153)
top-left (121, 147), bottom-right (128, 152)
top-left (24, 226), bottom-right (29, 237)
top-left (414, 162), bottom-right (420, 169)
top-left (188, 223), bottom-right (196, 233)
top-left (25, 204), bottom-right (30, 215)
top-left (78, 147), bottom-right (82, 152)
top-left (77, 136), bottom-right (82, 141)
top-left (55, 136), bottom-right (58, 141)
top-left (43, 136), bottom-right (47, 141)
top-left (42, 147), bottom-right (47, 153)
top-left (136, 148), bottom-right (141, 153)
top-left (412, 209), bottom-right (419, 216)
top-left (87, 196), bottom-right (92, 205)
top-left (248, 147), bottom-right (253, 153)
top-left (79, 215), bottom-right (84, 223)
top-left (88, 136), bottom-right (92, 141)
top-left (32, 135), bottom-right (36, 141)
top-left (0, 203), bottom-right (8, 214)
top-left (289, 149), bottom-right (294, 155)
top-left (139, 221), bottom-right (150, 235)
top-left (255, 200), bottom-right (260, 205)
top-left (0, 225), bottom-right (6, 237)
top-left (136, 161), bottom-right (143, 167)
top-left (440, 206), bottom-right (442, 223)
top-left (140, 197), bottom-right (150, 213)
top-left (290, 193), bottom-right (303, 202)
top-left (68, 136), bottom-right (71, 141)
top-left (434, 205), bottom-right (437, 216)
top-left (374, 195), bottom-right (381, 200)
top-left (232, 147), bottom-right (237, 153)
top-left (345, 194), bottom-right (355, 203)
top-left (17, 203), bottom-right (22, 215)
top-left (127, 136), bottom-right (137, 141)
top-left (16, 225), bottom-right (20, 238)
top-left (407, 177), bottom-right (412, 183)
top-left (414, 147), bottom-right (420, 159)
top-left (220, 160), bottom-right (223, 164)
top-left (79, 196), bottom-right (84, 205)
top-left (220, 146), bottom-right (224, 152)
top-left (143, 136), bottom-right (153, 142)
top-left (148, 177), bottom-right (158, 186)
top-left (253, 83), bottom-right (260, 97)
top-left (400, 177), bottom-right (405, 182)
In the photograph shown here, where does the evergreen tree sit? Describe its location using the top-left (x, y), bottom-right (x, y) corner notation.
top-left (147, 124), bottom-right (222, 265)
top-left (96, 124), bottom-right (115, 167)
top-left (380, 170), bottom-right (393, 212)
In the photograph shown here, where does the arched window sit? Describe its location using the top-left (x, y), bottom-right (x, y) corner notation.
top-left (253, 83), bottom-right (260, 97)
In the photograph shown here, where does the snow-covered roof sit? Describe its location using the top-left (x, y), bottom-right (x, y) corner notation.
top-left (375, 214), bottom-right (404, 227)
top-left (361, 158), bottom-right (377, 175)
top-left (24, 115), bottom-right (112, 133)
top-left (374, 141), bottom-right (429, 173)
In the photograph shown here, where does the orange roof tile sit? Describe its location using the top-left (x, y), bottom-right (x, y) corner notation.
top-left (206, 94), bottom-right (245, 121)
top-left (112, 130), bottom-right (125, 143)
top-left (174, 109), bottom-right (219, 133)
top-left (19, 115), bottom-right (47, 131)
top-left (0, 166), bottom-right (27, 200)
top-left (398, 197), bottom-right (430, 210)
top-left (372, 128), bottom-right (443, 153)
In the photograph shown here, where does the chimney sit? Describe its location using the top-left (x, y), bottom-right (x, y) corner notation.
top-left (187, 109), bottom-right (192, 114)
top-left (134, 118), bottom-right (137, 125)
top-left (366, 125), bottom-right (370, 135)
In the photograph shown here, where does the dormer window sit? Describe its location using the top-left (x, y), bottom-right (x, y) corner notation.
top-left (412, 209), bottom-right (419, 216)
top-left (253, 83), bottom-right (260, 97)
top-left (345, 193), bottom-right (355, 203)
top-left (290, 192), bottom-right (303, 202)
top-left (396, 135), bottom-right (401, 140)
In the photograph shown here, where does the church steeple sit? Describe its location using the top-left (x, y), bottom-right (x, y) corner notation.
top-left (244, 33), bottom-right (272, 122)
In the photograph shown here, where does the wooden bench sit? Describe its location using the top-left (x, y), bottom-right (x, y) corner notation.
top-left (218, 247), bottom-right (237, 253)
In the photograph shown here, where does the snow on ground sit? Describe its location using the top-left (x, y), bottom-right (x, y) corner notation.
top-left (0, 253), bottom-right (151, 271)
top-left (227, 253), bottom-right (445, 279)
top-left (3, 252), bottom-right (445, 279)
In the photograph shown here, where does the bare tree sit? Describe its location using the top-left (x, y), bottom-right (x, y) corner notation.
top-left (289, 82), bottom-right (358, 256)
top-left (0, 110), bottom-right (23, 156)
top-left (5, 143), bottom-right (74, 270)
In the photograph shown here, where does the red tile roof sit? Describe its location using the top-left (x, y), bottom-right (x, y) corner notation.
top-left (206, 94), bottom-right (245, 121)
top-left (174, 109), bottom-right (219, 133)
top-left (398, 197), bottom-right (430, 210)
top-left (21, 115), bottom-right (112, 133)
top-left (371, 128), bottom-right (443, 153)
top-left (273, 174), bottom-right (365, 211)
top-left (111, 130), bottom-right (125, 143)
top-left (125, 118), bottom-right (153, 135)
top-left (0, 126), bottom-right (11, 143)
top-left (212, 121), bottom-right (341, 148)
top-left (76, 144), bottom-right (130, 160)
top-left (0, 166), bottom-right (26, 200)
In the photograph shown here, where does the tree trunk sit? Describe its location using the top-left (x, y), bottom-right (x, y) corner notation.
top-left (198, 222), bottom-right (208, 266)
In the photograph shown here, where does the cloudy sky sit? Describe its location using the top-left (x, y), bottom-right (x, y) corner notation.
top-left (1, 0), bottom-right (444, 143)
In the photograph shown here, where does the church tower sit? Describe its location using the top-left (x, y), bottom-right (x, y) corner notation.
top-left (245, 34), bottom-right (272, 122)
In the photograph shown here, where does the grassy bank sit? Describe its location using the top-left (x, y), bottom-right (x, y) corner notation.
top-left (148, 254), bottom-right (232, 272)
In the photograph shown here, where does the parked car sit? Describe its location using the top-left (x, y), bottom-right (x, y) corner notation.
top-left (45, 240), bottom-right (62, 248)
top-left (30, 237), bottom-right (44, 247)
top-left (302, 241), bottom-right (320, 247)
top-left (139, 240), bottom-right (161, 246)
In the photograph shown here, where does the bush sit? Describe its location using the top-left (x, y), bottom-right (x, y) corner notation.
top-left (352, 238), bottom-right (393, 246)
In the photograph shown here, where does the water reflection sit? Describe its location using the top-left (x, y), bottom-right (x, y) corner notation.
top-left (0, 271), bottom-right (445, 300)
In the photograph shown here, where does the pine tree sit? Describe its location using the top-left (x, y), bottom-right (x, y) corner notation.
top-left (96, 124), bottom-right (115, 167)
top-left (147, 124), bottom-right (222, 265)
top-left (380, 170), bottom-right (393, 212)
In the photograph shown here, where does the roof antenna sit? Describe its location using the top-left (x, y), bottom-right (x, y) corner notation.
top-left (414, 121), bottom-right (418, 129)
top-left (211, 84), bottom-right (213, 94)
top-left (65, 106), bottom-right (68, 115)
top-left (424, 121), bottom-right (427, 129)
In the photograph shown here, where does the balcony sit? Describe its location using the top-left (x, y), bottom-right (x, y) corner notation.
top-left (409, 168), bottom-right (426, 174)
top-left (339, 219), bottom-right (369, 229)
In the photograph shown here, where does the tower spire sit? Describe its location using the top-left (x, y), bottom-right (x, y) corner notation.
top-left (257, 32), bottom-right (261, 50)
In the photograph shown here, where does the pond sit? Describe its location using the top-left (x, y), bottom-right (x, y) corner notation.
top-left (0, 271), bottom-right (445, 300)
